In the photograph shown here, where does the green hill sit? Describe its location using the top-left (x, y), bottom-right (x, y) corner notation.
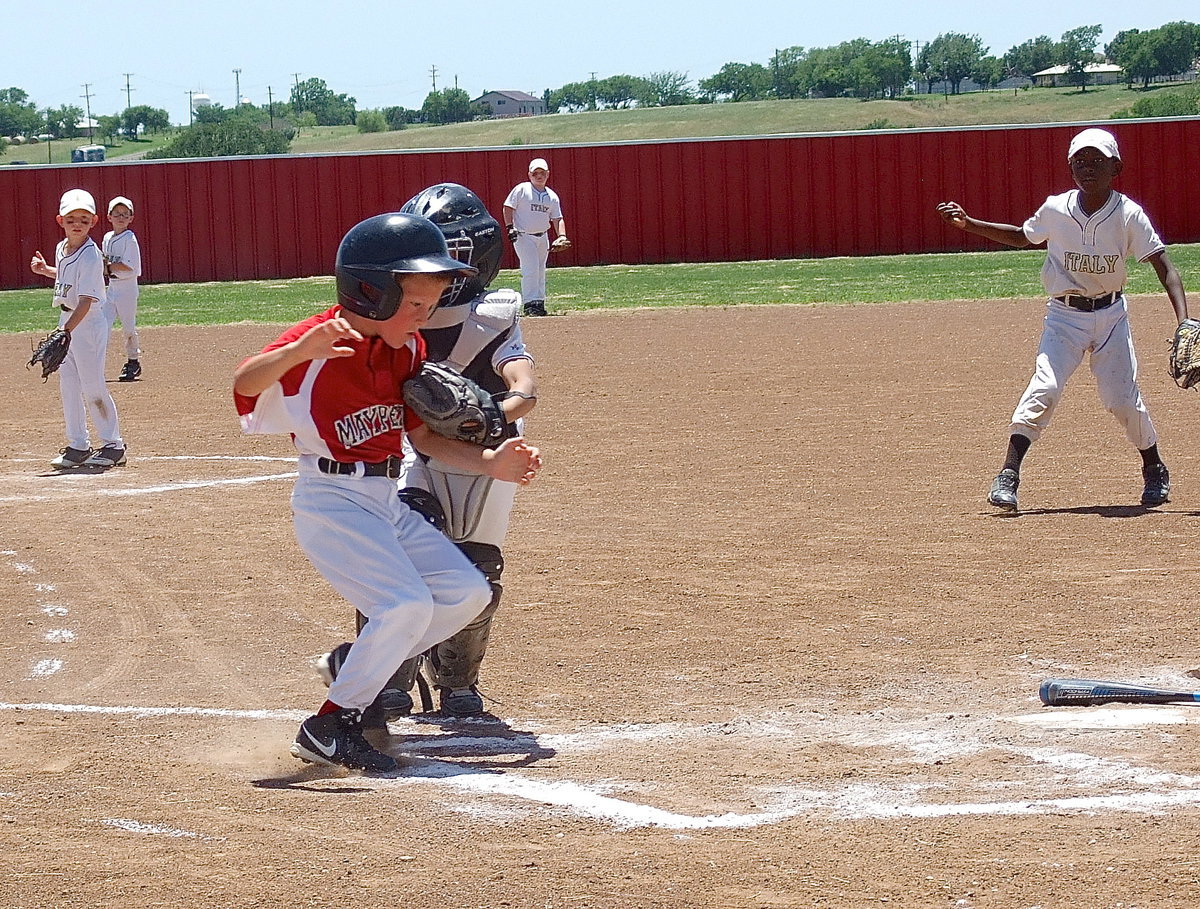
top-left (286, 83), bottom-right (1189, 155)
top-left (1, 82), bottom-right (1190, 166)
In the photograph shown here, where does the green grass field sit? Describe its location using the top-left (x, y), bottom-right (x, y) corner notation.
top-left (2, 245), bottom-right (1196, 333)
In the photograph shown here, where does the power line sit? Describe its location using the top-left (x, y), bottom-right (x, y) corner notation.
top-left (80, 83), bottom-right (94, 140)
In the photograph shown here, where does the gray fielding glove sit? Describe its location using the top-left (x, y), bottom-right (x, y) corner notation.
top-left (403, 362), bottom-right (508, 447)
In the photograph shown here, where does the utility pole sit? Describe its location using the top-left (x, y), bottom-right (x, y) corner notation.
top-left (80, 83), bottom-right (94, 140)
top-left (123, 73), bottom-right (134, 110)
top-left (233, 68), bottom-right (242, 106)
top-left (267, 86), bottom-right (274, 129)
top-left (589, 71), bottom-right (597, 110)
top-left (430, 65), bottom-right (438, 91)
top-left (186, 90), bottom-right (195, 126)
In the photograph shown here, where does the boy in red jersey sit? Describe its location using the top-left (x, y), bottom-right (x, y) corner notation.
top-left (234, 213), bottom-right (542, 773)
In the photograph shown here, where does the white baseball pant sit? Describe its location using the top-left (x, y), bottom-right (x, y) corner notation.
top-left (290, 457), bottom-right (491, 711)
top-left (57, 306), bottom-right (123, 450)
top-left (106, 279), bottom-right (141, 359)
top-left (514, 232), bottom-right (551, 303)
top-left (1009, 297), bottom-right (1156, 449)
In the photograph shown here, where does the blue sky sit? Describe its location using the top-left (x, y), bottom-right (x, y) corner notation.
top-left (6, 1), bottom-right (1198, 126)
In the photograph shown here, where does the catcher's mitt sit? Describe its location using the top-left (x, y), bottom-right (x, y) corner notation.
top-left (403, 361), bottom-right (508, 447)
top-left (1169, 318), bottom-right (1200, 390)
top-left (28, 328), bottom-right (70, 381)
top-left (550, 235), bottom-right (571, 252)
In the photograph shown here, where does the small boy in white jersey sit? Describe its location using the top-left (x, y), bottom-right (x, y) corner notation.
top-left (102, 195), bottom-right (143, 382)
top-left (29, 189), bottom-right (128, 469)
top-left (503, 157), bottom-right (568, 317)
top-left (937, 127), bottom-right (1189, 512)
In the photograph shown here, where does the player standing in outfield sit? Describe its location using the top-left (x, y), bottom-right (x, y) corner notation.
top-left (29, 189), bottom-right (128, 470)
top-left (317, 183), bottom-right (538, 720)
top-left (937, 127), bottom-right (1189, 512)
top-left (102, 196), bottom-right (143, 382)
top-left (503, 157), bottom-right (569, 317)
top-left (233, 212), bottom-right (542, 773)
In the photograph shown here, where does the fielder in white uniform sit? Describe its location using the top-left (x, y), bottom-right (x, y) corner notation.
top-left (102, 195), bottom-right (143, 382)
top-left (937, 127), bottom-right (1189, 511)
top-left (503, 157), bottom-right (568, 317)
top-left (29, 189), bottom-right (127, 470)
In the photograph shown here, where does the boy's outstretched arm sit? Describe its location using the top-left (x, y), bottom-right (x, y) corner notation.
top-left (1146, 250), bottom-right (1189, 323)
top-left (409, 425), bottom-right (542, 485)
top-left (936, 201), bottom-right (1031, 249)
top-left (233, 317), bottom-right (363, 397)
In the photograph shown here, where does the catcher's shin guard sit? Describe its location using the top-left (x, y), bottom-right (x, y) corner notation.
top-left (427, 541), bottom-right (504, 691)
top-left (428, 583), bottom-right (501, 692)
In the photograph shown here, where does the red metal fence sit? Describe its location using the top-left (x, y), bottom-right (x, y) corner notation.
top-left (2, 118), bottom-right (1197, 290)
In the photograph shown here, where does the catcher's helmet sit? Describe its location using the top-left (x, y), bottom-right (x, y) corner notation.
top-left (335, 212), bottom-right (478, 321)
top-left (401, 183), bottom-right (502, 307)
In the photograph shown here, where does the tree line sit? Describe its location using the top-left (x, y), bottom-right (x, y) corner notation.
top-left (3, 19), bottom-right (1196, 159)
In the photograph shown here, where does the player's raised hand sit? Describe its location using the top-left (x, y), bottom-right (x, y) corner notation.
top-left (30, 250), bottom-right (48, 276)
top-left (936, 201), bottom-right (968, 229)
top-left (484, 437), bottom-right (543, 485)
top-left (297, 317), bottom-right (364, 359)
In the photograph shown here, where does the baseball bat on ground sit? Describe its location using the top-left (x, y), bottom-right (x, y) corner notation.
top-left (1039, 677), bottom-right (1200, 707)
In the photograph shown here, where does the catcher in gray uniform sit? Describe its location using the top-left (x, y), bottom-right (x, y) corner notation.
top-left (317, 183), bottom-right (538, 719)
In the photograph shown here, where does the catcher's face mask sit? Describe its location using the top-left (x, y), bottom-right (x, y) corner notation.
top-left (441, 230), bottom-right (474, 307)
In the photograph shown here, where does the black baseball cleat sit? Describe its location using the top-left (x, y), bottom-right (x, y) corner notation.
top-left (314, 642), bottom-right (353, 686)
top-left (118, 359), bottom-right (141, 382)
top-left (50, 447), bottom-right (92, 469)
top-left (438, 685), bottom-right (486, 718)
top-left (291, 708), bottom-right (398, 773)
top-left (987, 469), bottom-right (1020, 511)
top-left (81, 444), bottom-right (127, 468)
top-left (522, 300), bottom-right (547, 317)
top-left (1141, 463), bottom-right (1170, 506)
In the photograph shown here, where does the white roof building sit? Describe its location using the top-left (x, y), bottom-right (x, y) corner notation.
top-left (1032, 63), bottom-right (1124, 87)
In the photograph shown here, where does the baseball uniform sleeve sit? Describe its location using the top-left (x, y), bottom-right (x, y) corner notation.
top-left (1127, 203), bottom-right (1165, 263)
top-left (120, 232), bottom-right (143, 276)
top-left (1021, 198), bottom-right (1053, 246)
top-left (75, 244), bottom-right (107, 302)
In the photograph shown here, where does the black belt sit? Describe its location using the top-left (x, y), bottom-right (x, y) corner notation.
top-left (317, 456), bottom-right (402, 478)
top-left (1055, 291), bottom-right (1121, 311)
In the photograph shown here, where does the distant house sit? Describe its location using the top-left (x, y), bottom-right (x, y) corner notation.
top-left (1032, 63), bottom-right (1125, 88)
top-left (473, 90), bottom-right (546, 118)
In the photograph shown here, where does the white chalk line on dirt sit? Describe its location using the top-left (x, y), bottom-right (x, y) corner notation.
top-left (100, 818), bottom-right (225, 842)
top-left (4, 700), bottom-right (1200, 829)
top-left (9, 455), bottom-right (297, 463)
top-left (0, 473), bottom-right (297, 504)
top-left (0, 455), bottom-right (298, 504)
top-left (1, 552), bottom-right (71, 679)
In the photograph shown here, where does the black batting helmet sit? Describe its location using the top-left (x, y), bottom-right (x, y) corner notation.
top-left (401, 183), bottom-right (502, 307)
top-left (335, 212), bottom-right (478, 321)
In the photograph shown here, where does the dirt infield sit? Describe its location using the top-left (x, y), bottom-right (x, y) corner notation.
top-left (2, 300), bottom-right (1200, 908)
